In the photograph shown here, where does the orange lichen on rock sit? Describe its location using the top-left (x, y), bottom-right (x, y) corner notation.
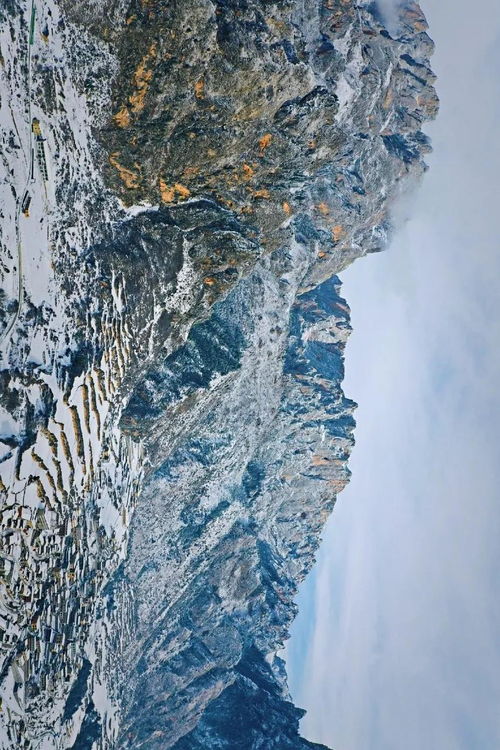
top-left (332, 224), bottom-right (344, 242)
top-left (174, 183), bottom-right (190, 198)
top-left (242, 163), bottom-right (255, 180)
top-left (252, 188), bottom-right (270, 199)
top-left (129, 42), bottom-right (157, 114)
top-left (282, 201), bottom-right (292, 215)
top-left (159, 179), bottom-right (175, 203)
top-left (258, 133), bottom-right (272, 154)
top-left (109, 153), bottom-right (140, 189)
top-left (317, 202), bottom-right (329, 216)
top-left (203, 277), bottom-right (217, 286)
top-left (159, 180), bottom-right (191, 203)
top-left (113, 107), bottom-right (131, 128)
top-left (194, 80), bottom-right (205, 99)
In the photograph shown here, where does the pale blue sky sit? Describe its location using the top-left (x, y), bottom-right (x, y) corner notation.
top-left (288, 1), bottom-right (500, 748)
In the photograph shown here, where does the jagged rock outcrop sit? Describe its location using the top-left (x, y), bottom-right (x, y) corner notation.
top-left (0, 0), bottom-right (437, 747)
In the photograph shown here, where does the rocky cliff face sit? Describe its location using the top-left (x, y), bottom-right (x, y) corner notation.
top-left (0, 0), bottom-right (437, 747)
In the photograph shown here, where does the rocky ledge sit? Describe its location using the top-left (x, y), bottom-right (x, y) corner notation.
top-left (0, 0), bottom-right (436, 747)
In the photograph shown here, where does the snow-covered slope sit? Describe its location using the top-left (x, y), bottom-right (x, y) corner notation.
top-left (0, 1), bottom-right (437, 747)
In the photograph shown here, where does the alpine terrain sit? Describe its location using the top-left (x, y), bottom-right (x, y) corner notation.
top-left (0, 0), bottom-right (437, 747)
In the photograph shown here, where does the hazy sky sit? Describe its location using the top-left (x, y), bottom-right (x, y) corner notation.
top-left (287, 1), bottom-right (500, 749)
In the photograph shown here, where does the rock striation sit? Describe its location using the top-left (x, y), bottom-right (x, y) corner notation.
top-left (0, 0), bottom-right (437, 747)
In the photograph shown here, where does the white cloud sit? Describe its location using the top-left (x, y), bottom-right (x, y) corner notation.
top-left (374, 0), bottom-right (404, 35)
top-left (287, 1), bottom-right (500, 748)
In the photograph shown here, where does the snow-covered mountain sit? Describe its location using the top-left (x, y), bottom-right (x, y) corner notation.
top-left (0, 1), bottom-right (437, 747)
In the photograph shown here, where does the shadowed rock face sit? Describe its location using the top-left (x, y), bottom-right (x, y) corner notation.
top-left (0, 0), bottom-right (436, 747)
top-left (112, 271), bottom-right (355, 748)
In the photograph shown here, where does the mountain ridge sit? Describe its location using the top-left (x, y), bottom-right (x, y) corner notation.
top-left (0, 1), bottom-right (437, 746)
